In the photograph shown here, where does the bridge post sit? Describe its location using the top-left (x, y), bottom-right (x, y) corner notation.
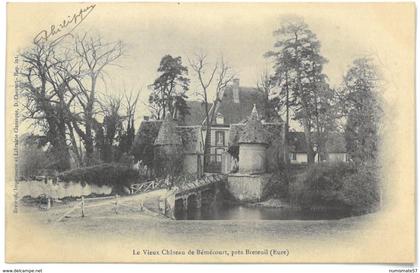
top-left (213, 185), bottom-right (220, 203)
top-left (196, 192), bottom-right (202, 208)
top-left (182, 196), bottom-right (188, 211)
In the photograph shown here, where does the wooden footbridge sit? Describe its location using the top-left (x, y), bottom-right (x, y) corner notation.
top-left (51, 174), bottom-right (227, 222)
top-left (174, 174), bottom-right (227, 211)
top-left (129, 173), bottom-right (227, 213)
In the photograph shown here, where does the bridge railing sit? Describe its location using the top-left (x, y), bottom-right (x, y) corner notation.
top-left (176, 173), bottom-right (226, 193)
top-left (130, 173), bottom-right (226, 195)
top-left (130, 178), bottom-right (167, 195)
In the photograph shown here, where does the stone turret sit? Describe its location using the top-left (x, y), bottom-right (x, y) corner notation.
top-left (238, 105), bottom-right (268, 174)
top-left (154, 115), bottom-right (183, 177)
top-left (154, 115), bottom-right (182, 146)
top-left (227, 105), bottom-right (271, 202)
top-left (239, 104), bottom-right (268, 144)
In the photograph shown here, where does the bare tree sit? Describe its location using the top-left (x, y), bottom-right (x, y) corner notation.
top-left (123, 89), bottom-right (140, 132)
top-left (119, 89), bottom-right (140, 154)
top-left (61, 33), bottom-right (124, 165)
top-left (190, 53), bottom-right (234, 172)
top-left (19, 42), bottom-right (73, 171)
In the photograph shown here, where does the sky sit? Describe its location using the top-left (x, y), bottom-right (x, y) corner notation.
top-left (69, 3), bottom-right (380, 122)
top-left (12, 3), bottom-right (401, 129)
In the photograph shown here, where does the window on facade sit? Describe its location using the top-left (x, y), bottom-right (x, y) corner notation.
top-left (215, 148), bottom-right (224, 162)
top-left (215, 131), bottom-right (225, 146)
top-left (216, 113), bottom-right (224, 124)
top-left (289, 153), bottom-right (297, 160)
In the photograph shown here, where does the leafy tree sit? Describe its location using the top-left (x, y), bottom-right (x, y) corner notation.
top-left (149, 55), bottom-right (190, 120)
top-left (341, 58), bottom-right (382, 164)
top-left (131, 120), bottom-right (161, 173)
top-left (18, 134), bottom-right (50, 178)
top-left (94, 96), bottom-right (124, 163)
top-left (93, 89), bottom-right (141, 163)
top-left (266, 17), bottom-right (330, 163)
top-left (311, 82), bottom-right (341, 161)
top-left (119, 122), bottom-right (135, 155)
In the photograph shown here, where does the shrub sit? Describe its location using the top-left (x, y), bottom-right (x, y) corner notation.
top-left (265, 170), bottom-right (289, 199)
top-left (292, 162), bottom-right (354, 208)
top-left (153, 145), bottom-right (184, 178)
top-left (341, 163), bottom-right (380, 212)
top-left (290, 161), bottom-right (380, 212)
top-left (58, 163), bottom-right (139, 188)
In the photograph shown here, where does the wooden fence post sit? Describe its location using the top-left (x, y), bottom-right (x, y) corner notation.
top-left (159, 197), bottom-right (166, 214)
top-left (81, 196), bottom-right (85, 217)
top-left (114, 194), bottom-right (119, 214)
top-left (139, 199), bottom-right (144, 211)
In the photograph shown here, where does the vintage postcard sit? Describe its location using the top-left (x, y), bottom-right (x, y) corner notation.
top-left (5, 2), bottom-right (415, 263)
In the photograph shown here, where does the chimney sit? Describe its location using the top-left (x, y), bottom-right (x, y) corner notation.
top-left (232, 78), bottom-right (240, 103)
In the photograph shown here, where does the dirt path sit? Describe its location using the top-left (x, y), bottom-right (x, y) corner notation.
top-left (18, 189), bottom-right (170, 223)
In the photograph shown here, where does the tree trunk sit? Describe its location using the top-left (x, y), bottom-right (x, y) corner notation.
top-left (84, 122), bottom-right (94, 165)
top-left (293, 43), bottom-right (315, 165)
top-left (203, 99), bottom-right (221, 173)
top-left (203, 127), bottom-right (211, 172)
top-left (49, 121), bottom-right (71, 171)
top-left (202, 92), bottom-right (210, 173)
top-left (284, 72), bottom-right (290, 164)
top-left (84, 77), bottom-right (97, 165)
top-left (44, 104), bottom-right (71, 171)
top-left (57, 123), bottom-right (71, 170)
top-left (303, 118), bottom-right (315, 164)
top-left (67, 122), bottom-right (82, 167)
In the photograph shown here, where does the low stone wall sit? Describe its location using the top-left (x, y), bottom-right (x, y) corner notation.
top-left (227, 173), bottom-right (271, 202)
top-left (17, 180), bottom-right (112, 199)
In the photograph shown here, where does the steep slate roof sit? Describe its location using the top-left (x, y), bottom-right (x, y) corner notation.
top-left (238, 106), bottom-right (268, 144)
top-left (154, 116), bottom-right (182, 146)
top-left (183, 85), bottom-right (266, 126)
top-left (216, 85), bottom-right (266, 125)
top-left (184, 101), bottom-right (212, 126)
top-left (228, 122), bottom-right (282, 147)
top-left (134, 120), bottom-right (202, 154)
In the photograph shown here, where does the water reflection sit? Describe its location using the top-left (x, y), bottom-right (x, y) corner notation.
top-left (175, 202), bottom-right (352, 221)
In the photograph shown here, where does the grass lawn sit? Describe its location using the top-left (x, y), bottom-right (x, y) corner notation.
top-left (17, 189), bottom-right (377, 247)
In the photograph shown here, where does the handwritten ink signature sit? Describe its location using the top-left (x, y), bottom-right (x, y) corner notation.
top-left (33, 4), bottom-right (96, 44)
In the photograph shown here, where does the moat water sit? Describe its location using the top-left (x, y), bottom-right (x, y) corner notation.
top-left (175, 202), bottom-right (352, 220)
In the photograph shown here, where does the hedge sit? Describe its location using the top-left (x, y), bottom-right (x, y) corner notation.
top-left (58, 163), bottom-right (138, 187)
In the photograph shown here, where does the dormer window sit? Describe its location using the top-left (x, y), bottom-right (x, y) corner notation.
top-left (216, 112), bottom-right (224, 125)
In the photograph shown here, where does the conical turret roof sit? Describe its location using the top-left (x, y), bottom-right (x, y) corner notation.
top-left (154, 115), bottom-right (182, 146)
top-left (238, 105), bottom-right (268, 145)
